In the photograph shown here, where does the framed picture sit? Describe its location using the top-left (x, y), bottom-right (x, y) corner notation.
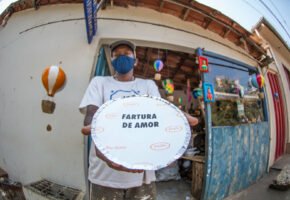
top-left (203, 83), bottom-right (215, 102)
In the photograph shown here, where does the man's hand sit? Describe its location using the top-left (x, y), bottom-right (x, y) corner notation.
top-left (184, 112), bottom-right (199, 126)
top-left (81, 125), bottom-right (91, 135)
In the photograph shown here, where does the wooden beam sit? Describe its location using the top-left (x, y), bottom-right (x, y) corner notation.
top-left (223, 28), bottom-right (231, 38)
top-left (203, 18), bottom-right (212, 29)
top-left (159, 0), bottom-right (164, 11)
top-left (172, 54), bottom-right (187, 80)
top-left (189, 0), bottom-right (195, 5)
top-left (182, 8), bottom-right (190, 20)
top-left (33, 0), bottom-right (40, 10)
top-left (143, 48), bottom-right (152, 77)
top-left (240, 37), bottom-right (250, 53)
top-left (141, 48), bottom-right (149, 74)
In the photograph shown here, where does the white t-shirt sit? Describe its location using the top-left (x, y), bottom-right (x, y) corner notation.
top-left (79, 76), bottom-right (161, 189)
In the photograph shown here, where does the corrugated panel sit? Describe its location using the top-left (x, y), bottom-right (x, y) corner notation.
top-left (203, 122), bottom-right (269, 200)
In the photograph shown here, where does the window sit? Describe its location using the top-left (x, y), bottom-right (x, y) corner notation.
top-left (205, 55), bottom-right (265, 126)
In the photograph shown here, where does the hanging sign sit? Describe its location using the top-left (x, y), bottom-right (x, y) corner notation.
top-left (84, 0), bottom-right (98, 44)
top-left (91, 96), bottom-right (191, 170)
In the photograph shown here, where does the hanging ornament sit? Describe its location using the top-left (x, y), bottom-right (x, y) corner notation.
top-left (192, 88), bottom-right (203, 99)
top-left (203, 83), bottom-right (215, 102)
top-left (153, 59), bottom-right (164, 81)
top-left (198, 56), bottom-right (209, 73)
top-left (162, 79), bottom-right (174, 102)
top-left (41, 65), bottom-right (66, 114)
top-left (165, 83), bottom-right (174, 94)
top-left (239, 86), bottom-right (245, 98)
top-left (250, 74), bottom-right (259, 88)
top-left (256, 74), bottom-right (265, 88)
top-left (178, 97), bottom-right (183, 105)
top-left (42, 65), bottom-right (66, 97)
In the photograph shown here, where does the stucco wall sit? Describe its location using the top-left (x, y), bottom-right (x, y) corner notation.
top-left (0, 3), bottom-right (259, 191)
top-left (0, 4), bottom-right (91, 190)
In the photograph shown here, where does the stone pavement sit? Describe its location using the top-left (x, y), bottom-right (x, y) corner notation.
top-left (226, 154), bottom-right (290, 200)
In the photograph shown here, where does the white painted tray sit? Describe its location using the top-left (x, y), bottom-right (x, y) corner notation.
top-left (91, 95), bottom-right (191, 170)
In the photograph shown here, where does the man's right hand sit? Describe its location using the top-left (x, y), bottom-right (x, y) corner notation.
top-left (81, 125), bottom-right (91, 135)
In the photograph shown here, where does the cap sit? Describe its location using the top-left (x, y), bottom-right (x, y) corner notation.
top-left (110, 40), bottom-right (136, 52)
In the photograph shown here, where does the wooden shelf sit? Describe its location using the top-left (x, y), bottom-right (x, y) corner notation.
top-left (181, 155), bottom-right (205, 163)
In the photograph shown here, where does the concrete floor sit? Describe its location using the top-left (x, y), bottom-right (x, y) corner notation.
top-left (156, 155), bottom-right (290, 200)
top-left (156, 179), bottom-right (194, 200)
top-left (226, 154), bottom-right (290, 200)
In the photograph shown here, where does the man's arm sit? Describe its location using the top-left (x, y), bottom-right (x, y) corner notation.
top-left (81, 105), bottom-right (98, 135)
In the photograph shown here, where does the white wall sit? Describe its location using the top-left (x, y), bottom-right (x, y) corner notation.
top-left (0, 4), bottom-right (93, 190)
top-left (0, 3), bottom-right (259, 191)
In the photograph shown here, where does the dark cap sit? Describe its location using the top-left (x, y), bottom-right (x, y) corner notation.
top-left (110, 40), bottom-right (136, 52)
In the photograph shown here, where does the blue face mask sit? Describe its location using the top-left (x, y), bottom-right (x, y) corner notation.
top-left (112, 55), bottom-right (135, 74)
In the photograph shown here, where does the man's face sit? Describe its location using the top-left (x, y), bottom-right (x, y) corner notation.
top-left (111, 45), bottom-right (134, 60)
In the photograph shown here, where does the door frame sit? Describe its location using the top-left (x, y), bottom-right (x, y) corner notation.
top-left (267, 71), bottom-right (286, 160)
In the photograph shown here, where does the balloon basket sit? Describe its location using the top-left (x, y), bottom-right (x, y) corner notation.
top-left (154, 73), bottom-right (161, 81)
top-left (42, 100), bottom-right (56, 114)
top-left (167, 95), bottom-right (174, 102)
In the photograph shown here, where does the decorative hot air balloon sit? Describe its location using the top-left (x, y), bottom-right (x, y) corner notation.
top-left (250, 75), bottom-right (259, 89)
top-left (250, 74), bottom-right (264, 89)
top-left (42, 65), bottom-right (66, 97)
top-left (256, 74), bottom-right (265, 88)
top-left (162, 79), bottom-right (174, 94)
top-left (162, 79), bottom-right (174, 101)
top-left (250, 74), bottom-right (265, 99)
top-left (192, 88), bottom-right (203, 99)
top-left (41, 65), bottom-right (66, 114)
top-left (153, 59), bottom-right (164, 81)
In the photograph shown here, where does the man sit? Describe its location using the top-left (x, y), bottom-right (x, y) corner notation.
top-left (80, 40), bottom-right (198, 200)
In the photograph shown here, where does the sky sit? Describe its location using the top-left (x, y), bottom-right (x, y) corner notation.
top-left (197, 0), bottom-right (290, 47)
top-left (0, 0), bottom-right (289, 47)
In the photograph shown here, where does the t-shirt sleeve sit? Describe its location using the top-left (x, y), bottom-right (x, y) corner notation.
top-left (147, 80), bottom-right (161, 97)
top-left (79, 77), bottom-right (103, 114)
